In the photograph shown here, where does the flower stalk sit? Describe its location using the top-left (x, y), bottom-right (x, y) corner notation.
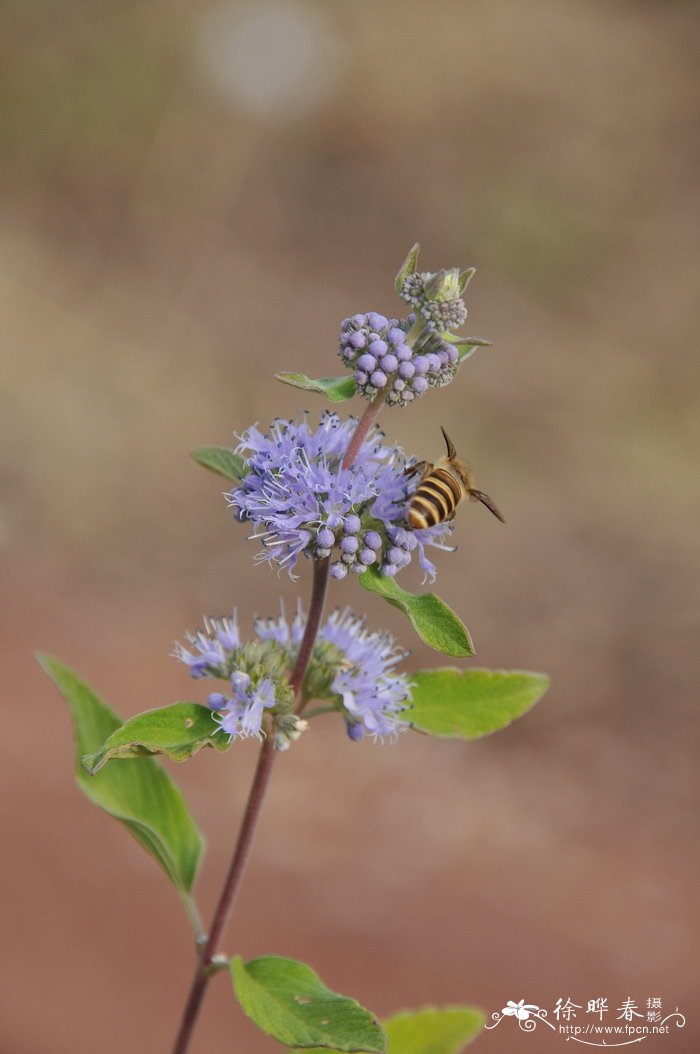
top-left (172, 414), bottom-right (372, 1051)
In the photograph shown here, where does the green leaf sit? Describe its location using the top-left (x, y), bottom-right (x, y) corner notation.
top-left (458, 267), bottom-right (476, 294)
top-left (190, 445), bottom-right (247, 481)
top-left (359, 566), bottom-right (474, 658)
top-left (402, 667), bottom-right (550, 739)
top-left (443, 334), bottom-right (492, 347)
top-left (456, 345), bottom-right (479, 365)
top-left (83, 702), bottom-right (230, 773)
top-left (275, 372), bottom-right (357, 402)
top-left (230, 955), bottom-right (385, 1052)
top-left (394, 242), bottom-right (421, 292)
top-left (384, 1006), bottom-right (484, 1053)
top-left (301, 1005), bottom-right (484, 1054)
top-left (38, 655), bottom-right (204, 895)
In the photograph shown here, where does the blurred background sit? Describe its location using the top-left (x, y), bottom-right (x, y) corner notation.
top-left (1, 1), bottom-right (698, 1051)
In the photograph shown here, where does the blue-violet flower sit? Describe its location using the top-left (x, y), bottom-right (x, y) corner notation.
top-left (228, 411), bottom-right (454, 581)
top-left (173, 603), bottom-right (412, 742)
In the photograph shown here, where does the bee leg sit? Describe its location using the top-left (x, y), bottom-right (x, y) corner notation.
top-left (440, 426), bottom-right (457, 461)
top-left (404, 459), bottom-right (432, 481)
top-left (469, 488), bottom-right (506, 524)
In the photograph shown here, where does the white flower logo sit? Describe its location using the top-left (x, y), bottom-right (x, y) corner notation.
top-left (501, 999), bottom-right (540, 1021)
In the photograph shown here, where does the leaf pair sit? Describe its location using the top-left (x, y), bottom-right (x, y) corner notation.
top-left (232, 954), bottom-right (483, 1053)
top-left (39, 658), bottom-right (544, 1054)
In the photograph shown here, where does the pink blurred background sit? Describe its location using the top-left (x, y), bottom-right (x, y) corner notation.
top-left (1, 1), bottom-right (698, 1051)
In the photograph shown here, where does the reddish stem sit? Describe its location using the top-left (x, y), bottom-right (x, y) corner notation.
top-left (342, 386), bottom-right (388, 470)
top-left (172, 398), bottom-right (381, 1052)
top-left (172, 559), bottom-right (331, 1054)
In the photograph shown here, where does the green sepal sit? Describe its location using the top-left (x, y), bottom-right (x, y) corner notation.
top-left (37, 655), bottom-right (204, 895)
top-left (394, 242), bottom-right (420, 292)
top-left (302, 1005), bottom-right (485, 1054)
top-left (230, 955), bottom-right (385, 1052)
top-left (83, 702), bottom-right (230, 773)
top-left (458, 267), bottom-right (476, 294)
top-left (359, 566), bottom-right (474, 658)
top-left (402, 667), bottom-right (550, 739)
top-left (424, 268), bottom-right (447, 299)
top-left (190, 446), bottom-right (247, 481)
top-left (275, 372), bottom-right (357, 402)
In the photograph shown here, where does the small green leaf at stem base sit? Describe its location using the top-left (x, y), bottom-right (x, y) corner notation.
top-left (83, 702), bottom-right (230, 773)
top-left (38, 655), bottom-right (204, 895)
top-left (275, 372), bottom-right (357, 402)
top-left (359, 566), bottom-right (474, 658)
top-left (230, 955), bottom-right (386, 1052)
top-left (402, 668), bottom-right (550, 739)
top-left (301, 1005), bottom-right (484, 1054)
top-left (190, 446), bottom-right (247, 481)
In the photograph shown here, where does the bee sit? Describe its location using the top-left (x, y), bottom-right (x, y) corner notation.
top-left (407, 427), bottom-right (505, 529)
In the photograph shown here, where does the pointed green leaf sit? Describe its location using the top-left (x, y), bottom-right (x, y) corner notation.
top-left (275, 372), bottom-right (357, 402)
top-left (190, 446), bottom-right (246, 481)
top-left (443, 334), bottom-right (492, 347)
top-left (301, 1005), bottom-right (484, 1054)
top-left (83, 703), bottom-right (229, 773)
top-left (384, 1006), bottom-right (484, 1053)
top-left (359, 566), bottom-right (473, 658)
top-left (394, 242), bottom-right (420, 292)
top-left (458, 267), bottom-right (476, 294)
top-left (230, 955), bottom-right (385, 1052)
top-left (424, 269), bottom-right (448, 300)
top-left (38, 655), bottom-right (204, 894)
top-left (442, 334), bottom-right (492, 365)
top-left (402, 668), bottom-right (550, 739)
top-left (456, 345), bottom-right (479, 365)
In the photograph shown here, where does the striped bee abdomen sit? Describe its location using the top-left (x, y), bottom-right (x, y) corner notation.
top-left (408, 467), bottom-right (463, 529)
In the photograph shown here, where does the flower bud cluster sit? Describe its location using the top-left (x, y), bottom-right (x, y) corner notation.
top-left (400, 271), bottom-right (468, 331)
top-left (338, 312), bottom-right (459, 407)
top-left (327, 519), bottom-right (384, 580)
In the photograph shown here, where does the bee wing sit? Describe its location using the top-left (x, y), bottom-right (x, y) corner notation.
top-left (469, 489), bottom-right (506, 523)
top-left (404, 459), bottom-right (432, 481)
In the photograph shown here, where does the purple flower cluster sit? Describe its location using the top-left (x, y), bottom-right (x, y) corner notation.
top-left (173, 604), bottom-right (412, 743)
top-left (172, 614), bottom-right (240, 677)
top-left (400, 271), bottom-right (468, 331)
top-left (248, 603), bottom-right (411, 739)
top-left (319, 608), bottom-right (411, 740)
top-left (229, 412), bottom-right (454, 581)
top-left (210, 675), bottom-right (277, 741)
top-left (172, 612), bottom-right (287, 741)
top-left (338, 312), bottom-right (460, 407)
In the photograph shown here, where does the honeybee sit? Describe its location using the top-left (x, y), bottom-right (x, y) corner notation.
top-left (407, 427), bottom-right (505, 530)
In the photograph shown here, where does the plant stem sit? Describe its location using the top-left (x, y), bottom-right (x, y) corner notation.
top-left (172, 558), bottom-right (331, 1054)
top-left (341, 318), bottom-right (426, 470)
top-left (172, 399), bottom-right (377, 1051)
top-left (342, 387), bottom-right (388, 470)
top-left (292, 556), bottom-right (331, 700)
top-left (172, 737), bottom-right (275, 1054)
top-left (300, 704), bottom-right (337, 720)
